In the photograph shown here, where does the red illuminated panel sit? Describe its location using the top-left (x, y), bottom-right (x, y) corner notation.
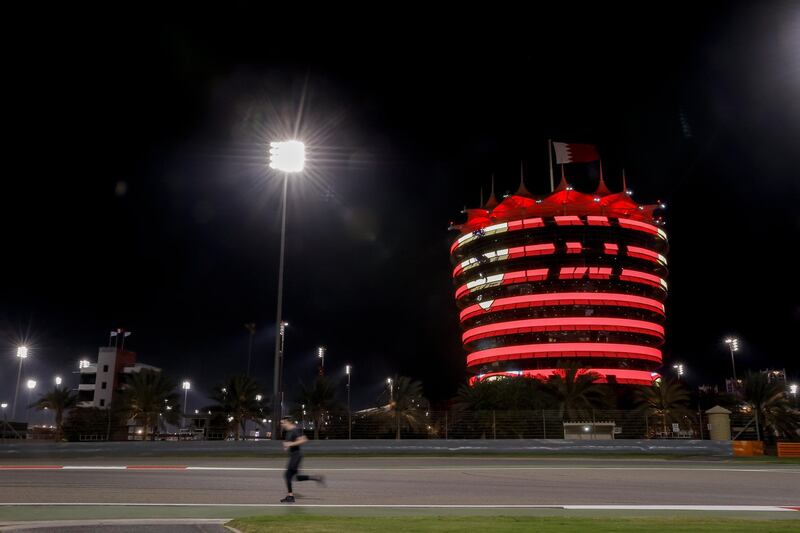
top-left (453, 244), bottom-right (555, 278)
top-left (587, 267), bottom-right (612, 279)
top-left (523, 217), bottom-right (545, 228)
top-left (627, 245), bottom-right (667, 265)
top-left (455, 269), bottom-right (549, 300)
top-left (604, 243), bottom-right (619, 255)
top-left (559, 267), bottom-right (588, 279)
top-left (462, 317), bottom-right (664, 344)
top-left (450, 217), bottom-right (547, 254)
top-left (587, 216), bottom-right (610, 226)
top-left (459, 292), bottom-right (665, 322)
top-left (620, 269), bottom-right (668, 290)
top-left (555, 215), bottom-right (583, 226)
top-left (566, 242), bottom-right (582, 254)
top-left (469, 368), bottom-right (660, 386)
top-left (618, 218), bottom-right (660, 236)
top-left (466, 343), bottom-right (663, 367)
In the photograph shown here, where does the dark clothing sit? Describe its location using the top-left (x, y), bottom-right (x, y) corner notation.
top-left (284, 426), bottom-right (310, 493)
top-left (284, 453), bottom-right (311, 493)
top-left (285, 427), bottom-right (304, 454)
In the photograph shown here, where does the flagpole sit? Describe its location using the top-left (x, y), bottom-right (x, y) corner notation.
top-left (548, 139), bottom-right (554, 192)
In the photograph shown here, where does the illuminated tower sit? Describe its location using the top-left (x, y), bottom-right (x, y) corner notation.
top-left (450, 172), bottom-right (667, 386)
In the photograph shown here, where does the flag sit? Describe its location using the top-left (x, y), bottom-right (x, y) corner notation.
top-left (109, 331), bottom-right (118, 337)
top-left (553, 142), bottom-right (600, 164)
top-left (123, 332), bottom-right (131, 337)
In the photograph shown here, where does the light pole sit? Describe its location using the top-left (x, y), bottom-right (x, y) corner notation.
top-left (345, 365), bottom-right (352, 440)
top-left (1, 403), bottom-right (7, 441)
top-left (725, 337), bottom-right (740, 383)
top-left (672, 364), bottom-right (684, 380)
top-left (317, 346), bottom-right (326, 376)
top-left (278, 321), bottom-right (288, 417)
top-left (12, 346), bottom-right (28, 420)
top-left (387, 377), bottom-right (393, 404)
top-left (790, 384), bottom-right (798, 407)
top-left (25, 380), bottom-right (37, 426)
top-left (55, 376), bottom-right (62, 386)
top-left (182, 381), bottom-right (191, 428)
top-left (269, 140), bottom-right (305, 440)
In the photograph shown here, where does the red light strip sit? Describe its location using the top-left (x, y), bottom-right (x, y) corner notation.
top-left (459, 292), bottom-right (665, 322)
top-left (455, 267), bottom-right (667, 300)
top-left (453, 243), bottom-right (555, 277)
top-left (466, 343), bottom-right (663, 366)
top-left (587, 216), bottom-right (611, 226)
top-left (555, 215), bottom-right (583, 226)
top-left (626, 245), bottom-right (667, 265)
top-left (620, 269), bottom-right (668, 290)
top-left (462, 317), bottom-right (664, 345)
top-left (618, 218), bottom-right (658, 235)
top-left (469, 368), bottom-right (660, 386)
top-left (452, 216), bottom-right (667, 255)
top-left (604, 243), bottom-right (619, 255)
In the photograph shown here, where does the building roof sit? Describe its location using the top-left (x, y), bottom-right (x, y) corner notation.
top-left (454, 177), bottom-right (664, 234)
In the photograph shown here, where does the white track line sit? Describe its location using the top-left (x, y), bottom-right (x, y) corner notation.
top-left (0, 465), bottom-right (794, 473)
top-left (0, 503), bottom-right (796, 512)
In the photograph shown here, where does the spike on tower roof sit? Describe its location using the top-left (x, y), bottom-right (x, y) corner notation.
top-left (515, 161), bottom-right (533, 197)
top-left (484, 174), bottom-right (499, 208)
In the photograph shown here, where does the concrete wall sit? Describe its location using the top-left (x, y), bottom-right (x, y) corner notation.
top-left (0, 439), bottom-right (733, 458)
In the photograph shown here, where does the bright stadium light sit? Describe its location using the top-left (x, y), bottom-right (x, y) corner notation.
top-left (725, 336), bottom-right (740, 382)
top-left (55, 376), bottom-right (62, 386)
top-left (269, 141), bottom-right (306, 172)
top-left (17, 346), bottom-right (28, 359)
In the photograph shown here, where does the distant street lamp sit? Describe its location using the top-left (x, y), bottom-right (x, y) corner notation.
top-left (25, 379), bottom-right (37, 425)
top-left (269, 140), bottom-right (305, 441)
top-left (12, 346), bottom-right (29, 420)
top-left (1, 402), bottom-right (8, 441)
top-left (724, 337), bottom-right (740, 382)
top-left (318, 346), bottom-right (326, 376)
top-left (182, 381), bottom-right (191, 431)
top-left (387, 377), bottom-right (393, 404)
top-left (672, 364), bottom-right (684, 380)
top-left (345, 365), bottom-right (352, 440)
top-left (54, 376), bottom-right (62, 386)
top-left (790, 384), bottom-right (798, 406)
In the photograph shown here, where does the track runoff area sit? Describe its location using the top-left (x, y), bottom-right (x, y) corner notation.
top-left (0, 457), bottom-right (797, 531)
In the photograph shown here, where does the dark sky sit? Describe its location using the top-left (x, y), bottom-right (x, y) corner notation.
top-left (3, 2), bottom-right (799, 409)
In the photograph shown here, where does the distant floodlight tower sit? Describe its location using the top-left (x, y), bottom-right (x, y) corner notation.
top-left (268, 140), bottom-right (306, 441)
top-left (725, 337), bottom-right (740, 382)
top-left (12, 346), bottom-right (29, 420)
top-left (317, 346), bottom-right (326, 375)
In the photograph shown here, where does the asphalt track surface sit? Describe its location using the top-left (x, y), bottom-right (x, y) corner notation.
top-left (0, 456), bottom-right (798, 510)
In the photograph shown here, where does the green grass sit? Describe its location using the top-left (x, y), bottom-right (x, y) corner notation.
top-left (228, 515), bottom-right (800, 532)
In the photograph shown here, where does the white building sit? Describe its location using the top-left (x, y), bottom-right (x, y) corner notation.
top-left (78, 346), bottom-right (160, 408)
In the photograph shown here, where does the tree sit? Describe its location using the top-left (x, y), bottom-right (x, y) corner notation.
top-left (207, 375), bottom-right (265, 440)
top-left (544, 362), bottom-right (608, 419)
top-left (635, 379), bottom-right (692, 435)
top-left (31, 386), bottom-right (77, 441)
top-left (119, 369), bottom-right (180, 440)
top-left (384, 375), bottom-right (428, 439)
top-left (295, 376), bottom-right (342, 440)
top-left (741, 372), bottom-right (800, 441)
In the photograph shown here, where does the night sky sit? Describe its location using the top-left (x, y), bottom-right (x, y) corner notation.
top-left (3, 2), bottom-right (799, 410)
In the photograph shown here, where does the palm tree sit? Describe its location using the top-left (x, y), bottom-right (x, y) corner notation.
top-left (741, 372), bottom-right (799, 441)
top-left (208, 375), bottom-right (265, 440)
top-left (31, 386), bottom-right (77, 441)
top-left (545, 362), bottom-right (608, 419)
top-left (385, 375), bottom-right (428, 439)
top-left (635, 379), bottom-right (692, 436)
top-left (296, 376), bottom-right (342, 440)
top-left (120, 369), bottom-right (180, 440)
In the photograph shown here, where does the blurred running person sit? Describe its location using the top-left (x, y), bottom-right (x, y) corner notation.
top-left (280, 417), bottom-right (324, 503)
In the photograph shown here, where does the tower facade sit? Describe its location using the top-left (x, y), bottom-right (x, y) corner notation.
top-left (451, 175), bottom-right (667, 386)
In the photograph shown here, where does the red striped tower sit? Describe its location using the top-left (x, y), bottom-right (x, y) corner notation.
top-left (451, 172), bottom-right (667, 386)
